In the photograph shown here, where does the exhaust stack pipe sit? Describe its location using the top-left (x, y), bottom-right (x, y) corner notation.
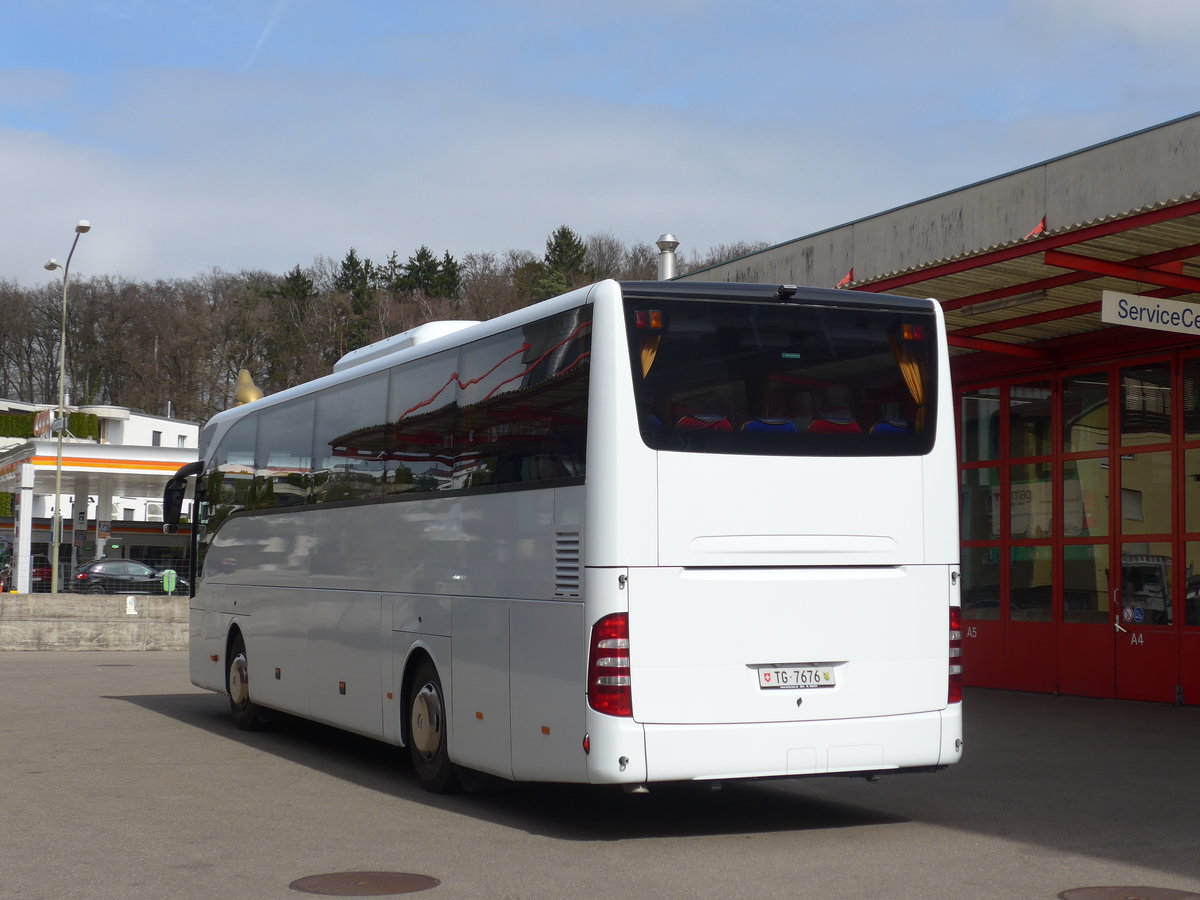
top-left (656, 233), bottom-right (679, 281)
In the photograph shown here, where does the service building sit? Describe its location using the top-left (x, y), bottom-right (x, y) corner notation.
top-left (679, 112), bottom-right (1200, 705)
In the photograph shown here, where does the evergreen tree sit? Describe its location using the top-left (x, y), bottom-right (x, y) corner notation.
top-left (333, 248), bottom-right (375, 309)
top-left (333, 248), bottom-right (377, 353)
top-left (435, 251), bottom-right (462, 299)
top-left (532, 225), bottom-right (592, 301)
top-left (393, 246), bottom-right (463, 299)
top-left (403, 246), bottom-right (442, 295)
top-left (544, 225), bottom-right (589, 281)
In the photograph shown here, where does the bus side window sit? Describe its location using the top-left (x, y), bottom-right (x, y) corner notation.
top-left (455, 308), bottom-right (590, 488)
top-left (210, 415), bottom-right (257, 518)
top-left (386, 350), bottom-right (458, 494)
top-left (313, 373), bottom-right (389, 503)
top-left (255, 398), bottom-right (314, 508)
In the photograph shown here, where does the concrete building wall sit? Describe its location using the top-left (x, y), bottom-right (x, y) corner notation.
top-left (684, 113), bottom-right (1200, 287)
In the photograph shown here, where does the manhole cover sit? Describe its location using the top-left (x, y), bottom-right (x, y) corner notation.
top-left (289, 871), bottom-right (439, 896)
top-left (1060, 888), bottom-right (1200, 900)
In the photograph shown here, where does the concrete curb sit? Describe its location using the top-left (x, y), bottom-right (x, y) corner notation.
top-left (0, 592), bottom-right (188, 651)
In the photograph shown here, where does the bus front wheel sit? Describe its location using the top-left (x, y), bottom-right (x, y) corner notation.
top-left (228, 634), bottom-right (262, 730)
top-left (407, 659), bottom-right (457, 793)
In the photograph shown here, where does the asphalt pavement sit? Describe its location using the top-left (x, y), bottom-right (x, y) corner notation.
top-left (2, 651), bottom-right (1198, 900)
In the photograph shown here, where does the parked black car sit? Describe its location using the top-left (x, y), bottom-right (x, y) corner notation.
top-left (71, 559), bottom-right (188, 595)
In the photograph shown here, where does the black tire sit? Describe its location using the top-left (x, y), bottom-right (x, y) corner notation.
top-left (227, 633), bottom-right (263, 730)
top-left (407, 658), bottom-right (458, 793)
top-left (88, 583), bottom-right (106, 594)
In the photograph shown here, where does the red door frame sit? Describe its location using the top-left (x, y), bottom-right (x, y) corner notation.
top-left (957, 378), bottom-right (1057, 694)
top-left (957, 384), bottom-right (1006, 689)
top-left (1003, 375), bottom-right (1056, 694)
top-left (958, 350), bottom-right (1199, 704)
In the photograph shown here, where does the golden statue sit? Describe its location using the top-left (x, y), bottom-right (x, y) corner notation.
top-left (233, 369), bottom-right (264, 406)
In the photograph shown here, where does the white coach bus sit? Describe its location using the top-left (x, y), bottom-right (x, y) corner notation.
top-left (164, 280), bottom-right (962, 792)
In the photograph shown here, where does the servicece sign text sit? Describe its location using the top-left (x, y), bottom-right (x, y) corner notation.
top-left (1100, 290), bottom-right (1200, 336)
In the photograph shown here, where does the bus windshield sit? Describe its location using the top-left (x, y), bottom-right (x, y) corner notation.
top-left (625, 296), bottom-right (938, 456)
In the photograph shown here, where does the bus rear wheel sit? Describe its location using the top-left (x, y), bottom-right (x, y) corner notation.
top-left (407, 659), bottom-right (457, 793)
top-left (228, 634), bottom-right (262, 730)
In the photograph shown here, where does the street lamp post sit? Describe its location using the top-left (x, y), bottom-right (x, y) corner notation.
top-left (43, 219), bottom-right (91, 595)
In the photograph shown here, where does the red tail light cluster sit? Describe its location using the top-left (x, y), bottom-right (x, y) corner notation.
top-left (948, 606), bottom-right (963, 704)
top-left (587, 613), bottom-right (632, 717)
top-left (633, 309), bottom-right (664, 330)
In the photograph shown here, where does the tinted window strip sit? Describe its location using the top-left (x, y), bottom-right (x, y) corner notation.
top-left (216, 475), bottom-right (586, 521)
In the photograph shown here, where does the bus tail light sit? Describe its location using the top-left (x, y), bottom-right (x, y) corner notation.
top-left (948, 606), bottom-right (963, 704)
top-left (588, 613), bottom-right (632, 717)
top-left (634, 309), bottom-right (664, 330)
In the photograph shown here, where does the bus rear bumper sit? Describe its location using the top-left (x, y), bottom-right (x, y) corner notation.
top-left (639, 707), bottom-right (961, 783)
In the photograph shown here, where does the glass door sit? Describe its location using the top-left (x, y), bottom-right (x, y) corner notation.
top-left (1059, 369), bottom-right (1115, 697)
top-left (1113, 359), bottom-right (1179, 703)
top-left (1181, 354), bottom-right (1200, 704)
top-left (1005, 379), bottom-right (1056, 693)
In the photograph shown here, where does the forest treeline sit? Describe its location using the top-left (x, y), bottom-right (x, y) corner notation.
top-left (0, 227), bottom-right (765, 424)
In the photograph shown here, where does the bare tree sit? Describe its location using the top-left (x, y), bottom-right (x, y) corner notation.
top-left (679, 240), bottom-right (771, 275)
top-left (585, 231), bottom-right (626, 281)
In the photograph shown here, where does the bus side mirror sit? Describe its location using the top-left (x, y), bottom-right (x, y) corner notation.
top-left (163, 460), bottom-right (204, 534)
top-left (163, 476), bottom-right (187, 534)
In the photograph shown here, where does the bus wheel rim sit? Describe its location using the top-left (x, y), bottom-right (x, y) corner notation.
top-left (411, 683), bottom-right (442, 758)
top-left (229, 653), bottom-right (249, 707)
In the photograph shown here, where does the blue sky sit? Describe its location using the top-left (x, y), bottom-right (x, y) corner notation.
top-left (4, 0), bottom-right (1200, 284)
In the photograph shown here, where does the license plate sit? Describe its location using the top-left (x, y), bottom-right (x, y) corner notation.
top-left (756, 665), bottom-right (836, 689)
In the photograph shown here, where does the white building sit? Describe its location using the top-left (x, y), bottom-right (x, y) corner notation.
top-left (0, 400), bottom-right (199, 592)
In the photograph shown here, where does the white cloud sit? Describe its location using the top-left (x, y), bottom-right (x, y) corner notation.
top-left (1031, 0), bottom-right (1200, 47)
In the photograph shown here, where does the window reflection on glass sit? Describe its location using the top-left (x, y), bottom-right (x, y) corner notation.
top-left (255, 398), bottom-right (314, 509)
top-left (960, 468), bottom-right (999, 541)
top-left (625, 299), bottom-right (934, 456)
top-left (209, 414), bottom-right (257, 516)
top-left (962, 546), bottom-right (1000, 620)
top-left (455, 307), bottom-right (590, 487)
top-left (313, 372), bottom-right (389, 503)
top-left (1184, 358), bottom-right (1200, 441)
top-left (1063, 458), bottom-right (1108, 537)
top-left (201, 414), bottom-right (258, 579)
top-left (1063, 544), bottom-right (1109, 624)
top-left (1120, 364), bottom-right (1171, 446)
top-left (1184, 542), bottom-right (1200, 626)
top-left (387, 350), bottom-right (459, 494)
top-left (1010, 463), bottom-right (1053, 539)
top-left (1010, 381), bottom-right (1052, 458)
top-left (1063, 373), bottom-right (1108, 453)
top-left (1010, 545), bottom-right (1052, 622)
top-left (1120, 543), bottom-right (1172, 625)
top-left (1120, 452), bottom-right (1171, 535)
top-left (1185, 448), bottom-right (1200, 533)
top-left (961, 387), bottom-right (1000, 462)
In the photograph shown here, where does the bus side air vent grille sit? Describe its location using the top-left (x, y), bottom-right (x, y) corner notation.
top-left (554, 531), bottom-right (582, 599)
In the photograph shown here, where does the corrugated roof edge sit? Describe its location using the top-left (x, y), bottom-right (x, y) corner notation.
top-left (842, 191), bottom-right (1200, 289)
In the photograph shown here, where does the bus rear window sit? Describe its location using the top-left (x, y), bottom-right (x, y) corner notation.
top-left (625, 297), bottom-right (937, 456)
